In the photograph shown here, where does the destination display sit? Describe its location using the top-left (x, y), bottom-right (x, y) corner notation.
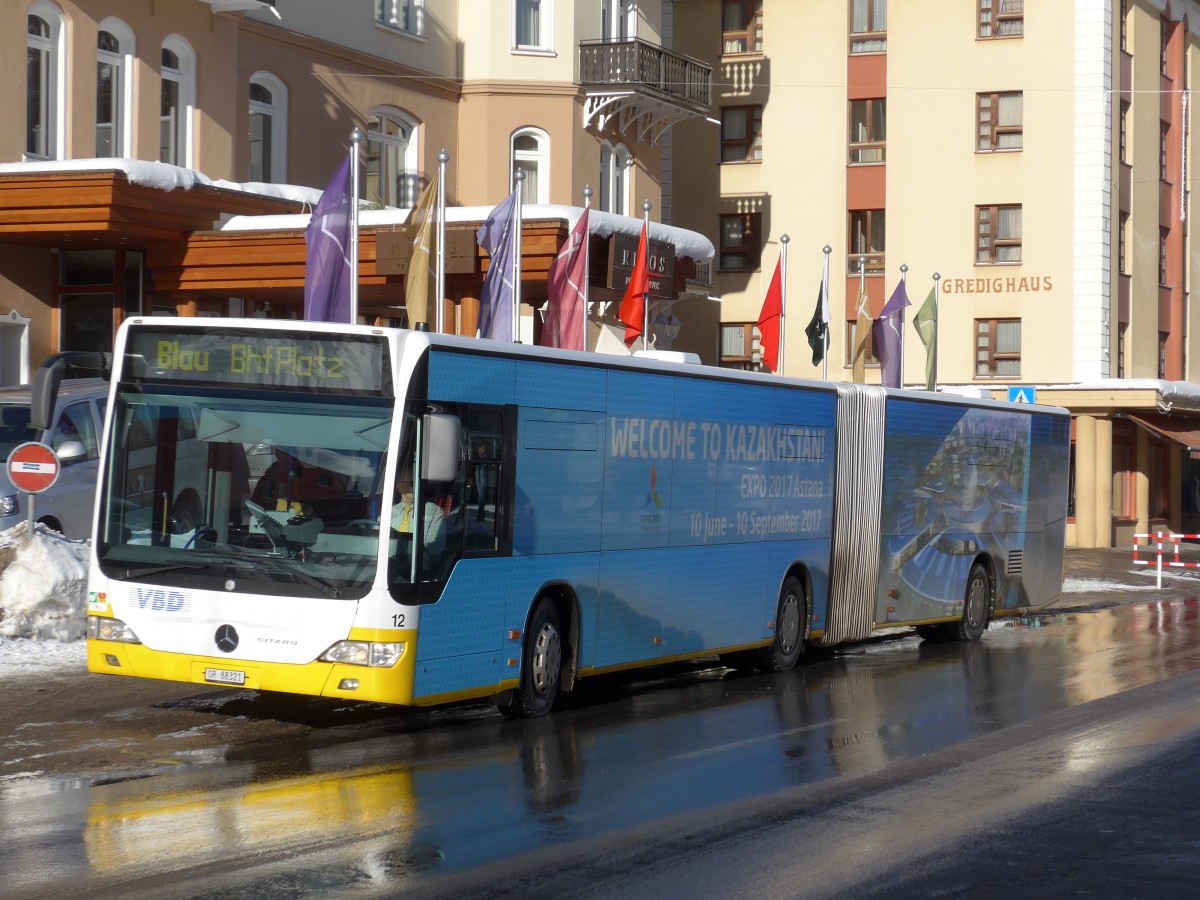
top-left (125, 329), bottom-right (390, 394)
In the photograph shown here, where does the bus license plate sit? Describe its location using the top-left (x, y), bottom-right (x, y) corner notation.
top-left (204, 667), bottom-right (246, 686)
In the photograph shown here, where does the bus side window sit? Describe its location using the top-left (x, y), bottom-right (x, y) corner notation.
top-left (466, 410), bottom-right (503, 554)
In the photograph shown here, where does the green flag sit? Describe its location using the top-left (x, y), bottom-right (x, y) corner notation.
top-left (913, 286), bottom-right (937, 391)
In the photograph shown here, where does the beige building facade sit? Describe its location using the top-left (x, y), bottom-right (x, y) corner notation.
top-left (1, 0), bottom-right (717, 384)
top-left (670, 0), bottom-right (1200, 549)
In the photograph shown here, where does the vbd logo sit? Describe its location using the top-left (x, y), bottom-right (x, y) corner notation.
top-left (131, 588), bottom-right (190, 613)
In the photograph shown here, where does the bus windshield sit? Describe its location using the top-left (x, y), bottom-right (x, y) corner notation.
top-left (97, 386), bottom-right (393, 599)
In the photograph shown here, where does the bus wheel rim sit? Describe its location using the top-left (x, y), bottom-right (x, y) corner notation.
top-left (966, 573), bottom-right (988, 629)
top-left (778, 593), bottom-right (801, 655)
top-left (531, 622), bottom-right (561, 695)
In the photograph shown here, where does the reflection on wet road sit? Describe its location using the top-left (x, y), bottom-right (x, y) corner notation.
top-left (4, 597), bottom-right (1200, 898)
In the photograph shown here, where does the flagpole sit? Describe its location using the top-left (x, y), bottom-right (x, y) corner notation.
top-left (822, 244), bottom-right (831, 380)
top-left (642, 199), bottom-right (652, 351)
top-left (898, 262), bottom-right (908, 388)
top-left (932, 271), bottom-right (940, 389)
top-left (513, 170), bottom-right (525, 343)
top-left (779, 234), bottom-right (789, 374)
top-left (582, 184), bottom-right (592, 352)
top-left (348, 127), bottom-right (363, 324)
top-left (436, 149), bottom-right (448, 334)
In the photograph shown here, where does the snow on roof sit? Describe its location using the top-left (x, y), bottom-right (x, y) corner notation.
top-left (0, 158), bottom-right (322, 204)
top-left (0, 159), bottom-right (715, 261)
top-left (224, 203), bottom-right (716, 262)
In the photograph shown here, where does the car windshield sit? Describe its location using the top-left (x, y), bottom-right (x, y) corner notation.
top-left (97, 386), bottom-right (393, 599)
top-left (0, 403), bottom-right (37, 458)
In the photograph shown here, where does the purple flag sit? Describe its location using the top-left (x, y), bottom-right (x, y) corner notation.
top-left (873, 278), bottom-right (911, 389)
top-left (303, 156), bottom-right (353, 323)
top-left (477, 188), bottom-right (519, 342)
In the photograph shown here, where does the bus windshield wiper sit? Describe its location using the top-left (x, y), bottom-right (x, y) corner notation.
top-left (113, 551), bottom-right (342, 597)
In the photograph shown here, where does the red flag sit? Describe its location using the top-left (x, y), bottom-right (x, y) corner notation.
top-left (618, 221), bottom-right (649, 348)
top-left (756, 254), bottom-right (784, 372)
top-left (542, 208), bottom-right (590, 350)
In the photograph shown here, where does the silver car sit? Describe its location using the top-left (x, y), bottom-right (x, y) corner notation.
top-left (0, 378), bottom-right (108, 539)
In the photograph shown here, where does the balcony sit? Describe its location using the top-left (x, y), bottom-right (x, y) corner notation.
top-left (579, 38), bottom-right (712, 144)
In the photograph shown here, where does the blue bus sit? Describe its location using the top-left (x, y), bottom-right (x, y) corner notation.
top-left (46, 318), bottom-right (1068, 717)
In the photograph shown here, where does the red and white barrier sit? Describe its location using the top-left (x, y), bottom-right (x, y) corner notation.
top-left (1133, 532), bottom-right (1200, 588)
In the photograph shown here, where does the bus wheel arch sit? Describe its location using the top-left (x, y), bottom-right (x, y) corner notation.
top-left (498, 585), bottom-right (576, 719)
top-left (754, 568), bottom-right (810, 672)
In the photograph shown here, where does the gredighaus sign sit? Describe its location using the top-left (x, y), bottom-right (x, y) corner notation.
top-left (941, 275), bottom-right (1053, 294)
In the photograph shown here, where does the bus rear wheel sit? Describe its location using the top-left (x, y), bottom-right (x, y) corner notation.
top-left (755, 575), bottom-right (806, 672)
top-left (957, 561), bottom-right (992, 641)
top-left (499, 601), bottom-right (563, 719)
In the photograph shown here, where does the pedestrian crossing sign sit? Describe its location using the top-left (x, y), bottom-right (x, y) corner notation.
top-left (1008, 387), bottom-right (1035, 404)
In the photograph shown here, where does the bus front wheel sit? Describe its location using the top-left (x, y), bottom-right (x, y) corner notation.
top-left (500, 601), bottom-right (563, 719)
top-left (755, 575), bottom-right (806, 672)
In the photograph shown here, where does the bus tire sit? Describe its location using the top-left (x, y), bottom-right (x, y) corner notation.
top-left (957, 561), bottom-right (992, 641)
top-left (500, 601), bottom-right (563, 719)
top-left (755, 575), bottom-right (806, 672)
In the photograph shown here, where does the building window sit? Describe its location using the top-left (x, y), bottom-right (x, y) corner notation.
top-left (1149, 438), bottom-right (1169, 518)
top-left (848, 209), bottom-right (885, 275)
top-left (1161, 17), bottom-right (1170, 76)
top-left (979, 0), bottom-right (1023, 39)
top-left (849, 99), bottom-right (886, 164)
top-left (1117, 322), bottom-right (1127, 377)
top-left (1120, 0), bottom-right (1128, 53)
top-left (1160, 122), bottom-right (1170, 182)
top-left (160, 38), bottom-right (196, 168)
top-left (1159, 227), bottom-right (1169, 285)
top-left (1159, 332), bottom-right (1168, 378)
top-left (249, 73), bottom-right (288, 183)
top-left (514, 0), bottom-right (552, 52)
top-left (603, 0), bottom-right (635, 41)
top-left (26, 5), bottom-right (64, 161)
top-left (976, 205), bottom-right (1021, 264)
top-left (977, 91), bottom-right (1022, 151)
top-left (719, 213), bottom-right (761, 272)
top-left (720, 322), bottom-right (757, 369)
top-left (366, 108), bottom-right (419, 208)
top-left (96, 26), bottom-right (133, 158)
top-left (975, 318), bottom-right (1021, 377)
top-left (375, 0), bottom-right (423, 35)
top-left (600, 142), bottom-right (630, 215)
top-left (1119, 101), bottom-right (1129, 164)
top-left (721, 106), bottom-right (763, 162)
top-left (511, 127), bottom-right (549, 204)
top-left (850, 0), bottom-right (886, 53)
top-left (722, 1), bottom-right (763, 54)
top-left (1119, 212), bottom-right (1129, 275)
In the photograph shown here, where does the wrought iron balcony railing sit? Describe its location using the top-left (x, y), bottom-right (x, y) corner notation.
top-left (579, 38), bottom-right (712, 114)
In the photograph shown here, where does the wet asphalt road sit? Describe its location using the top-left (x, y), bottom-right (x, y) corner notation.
top-left (3, 547), bottom-right (1200, 898)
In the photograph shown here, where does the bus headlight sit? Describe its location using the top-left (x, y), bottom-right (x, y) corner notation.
top-left (88, 616), bottom-right (141, 643)
top-left (0, 494), bottom-right (18, 517)
top-left (319, 641), bottom-right (405, 668)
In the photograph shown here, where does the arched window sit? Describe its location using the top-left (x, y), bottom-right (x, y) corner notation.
top-left (96, 19), bottom-right (135, 158)
top-left (599, 141), bottom-right (631, 215)
top-left (511, 127), bottom-right (549, 204)
top-left (160, 36), bottom-right (196, 168)
top-left (248, 72), bottom-right (288, 183)
top-left (26, 3), bottom-right (65, 161)
top-left (366, 108), bottom-right (419, 208)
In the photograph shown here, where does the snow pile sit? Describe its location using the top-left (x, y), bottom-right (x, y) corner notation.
top-left (0, 524), bottom-right (89, 641)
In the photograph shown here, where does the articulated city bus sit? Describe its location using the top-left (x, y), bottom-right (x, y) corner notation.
top-left (50, 317), bottom-right (1069, 717)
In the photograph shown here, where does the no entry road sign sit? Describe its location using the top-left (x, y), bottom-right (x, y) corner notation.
top-left (7, 442), bottom-right (60, 494)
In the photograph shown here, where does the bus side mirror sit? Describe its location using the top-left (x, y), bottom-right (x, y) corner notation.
top-left (421, 413), bottom-right (461, 483)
